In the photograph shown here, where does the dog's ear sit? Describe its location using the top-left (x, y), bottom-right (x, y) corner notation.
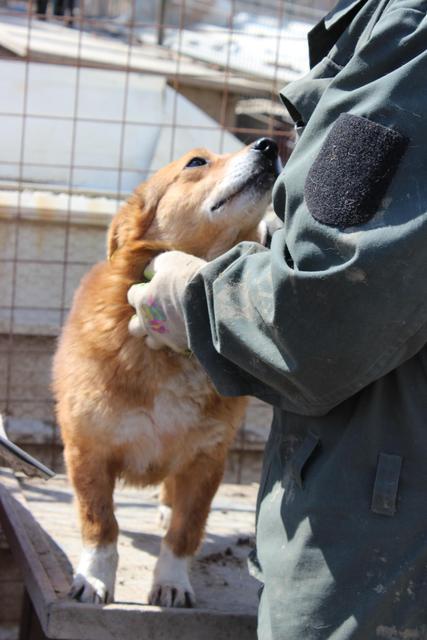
top-left (107, 186), bottom-right (157, 260)
top-left (107, 208), bottom-right (127, 259)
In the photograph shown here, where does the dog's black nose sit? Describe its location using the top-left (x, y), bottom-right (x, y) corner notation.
top-left (252, 137), bottom-right (279, 160)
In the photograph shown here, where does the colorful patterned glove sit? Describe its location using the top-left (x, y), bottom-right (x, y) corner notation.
top-left (127, 251), bottom-right (206, 353)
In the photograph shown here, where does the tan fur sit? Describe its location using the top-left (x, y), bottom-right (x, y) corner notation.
top-left (53, 144), bottom-right (270, 598)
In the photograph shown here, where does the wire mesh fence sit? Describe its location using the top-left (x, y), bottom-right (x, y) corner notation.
top-left (0, 0), bottom-right (332, 481)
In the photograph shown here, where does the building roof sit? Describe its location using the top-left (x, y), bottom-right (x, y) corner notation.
top-left (0, 13), bottom-right (304, 91)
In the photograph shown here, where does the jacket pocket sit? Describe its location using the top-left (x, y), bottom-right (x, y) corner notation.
top-left (305, 112), bottom-right (408, 228)
top-left (371, 452), bottom-right (403, 517)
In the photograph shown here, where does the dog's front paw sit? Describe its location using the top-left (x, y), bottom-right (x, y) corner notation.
top-left (70, 573), bottom-right (113, 604)
top-left (148, 581), bottom-right (195, 608)
top-left (70, 544), bottom-right (118, 605)
top-left (149, 541), bottom-right (195, 608)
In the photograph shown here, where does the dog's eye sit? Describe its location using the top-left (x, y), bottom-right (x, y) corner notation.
top-left (185, 157), bottom-right (208, 169)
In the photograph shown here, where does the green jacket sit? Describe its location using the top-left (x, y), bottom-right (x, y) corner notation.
top-left (183, 1), bottom-right (427, 638)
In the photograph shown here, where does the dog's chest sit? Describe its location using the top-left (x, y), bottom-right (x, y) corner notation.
top-left (117, 389), bottom-right (203, 443)
top-left (109, 366), bottom-right (225, 475)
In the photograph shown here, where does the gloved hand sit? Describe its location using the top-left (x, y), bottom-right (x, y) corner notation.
top-left (127, 251), bottom-right (206, 353)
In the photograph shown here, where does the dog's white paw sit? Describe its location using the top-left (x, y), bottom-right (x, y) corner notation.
top-left (70, 544), bottom-right (118, 605)
top-left (70, 573), bottom-right (113, 604)
top-left (158, 505), bottom-right (172, 530)
top-left (149, 581), bottom-right (195, 608)
top-left (149, 541), bottom-right (195, 608)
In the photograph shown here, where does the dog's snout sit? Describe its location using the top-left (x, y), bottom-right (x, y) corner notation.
top-left (252, 137), bottom-right (278, 160)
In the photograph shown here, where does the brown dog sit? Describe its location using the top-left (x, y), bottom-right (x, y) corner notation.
top-left (52, 138), bottom-right (279, 607)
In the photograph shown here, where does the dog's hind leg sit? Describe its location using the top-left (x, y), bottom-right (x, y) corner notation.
top-left (65, 442), bottom-right (119, 604)
top-left (149, 447), bottom-right (226, 608)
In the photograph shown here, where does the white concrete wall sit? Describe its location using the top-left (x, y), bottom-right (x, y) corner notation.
top-left (0, 61), bottom-right (164, 193)
top-left (149, 85), bottom-right (242, 171)
top-left (0, 191), bottom-right (114, 336)
top-left (0, 60), bottom-right (243, 195)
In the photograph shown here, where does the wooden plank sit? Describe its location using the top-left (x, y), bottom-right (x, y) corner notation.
top-left (21, 476), bottom-right (258, 615)
top-left (3, 471), bottom-right (258, 640)
top-left (0, 582), bottom-right (24, 624)
top-left (18, 590), bottom-right (33, 640)
top-left (0, 470), bottom-right (70, 596)
top-left (0, 545), bottom-right (24, 623)
top-left (0, 469), bottom-right (62, 633)
top-left (20, 590), bottom-right (50, 640)
top-left (0, 546), bottom-right (22, 582)
top-left (48, 601), bottom-right (257, 640)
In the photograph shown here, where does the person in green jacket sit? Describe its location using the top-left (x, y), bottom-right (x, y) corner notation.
top-left (128, 1), bottom-right (427, 637)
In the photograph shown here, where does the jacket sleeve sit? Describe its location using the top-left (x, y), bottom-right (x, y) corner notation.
top-left (183, 3), bottom-right (427, 416)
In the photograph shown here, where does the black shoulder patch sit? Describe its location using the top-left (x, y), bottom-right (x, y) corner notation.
top-left (305, 113), bottom-right (408, 228)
